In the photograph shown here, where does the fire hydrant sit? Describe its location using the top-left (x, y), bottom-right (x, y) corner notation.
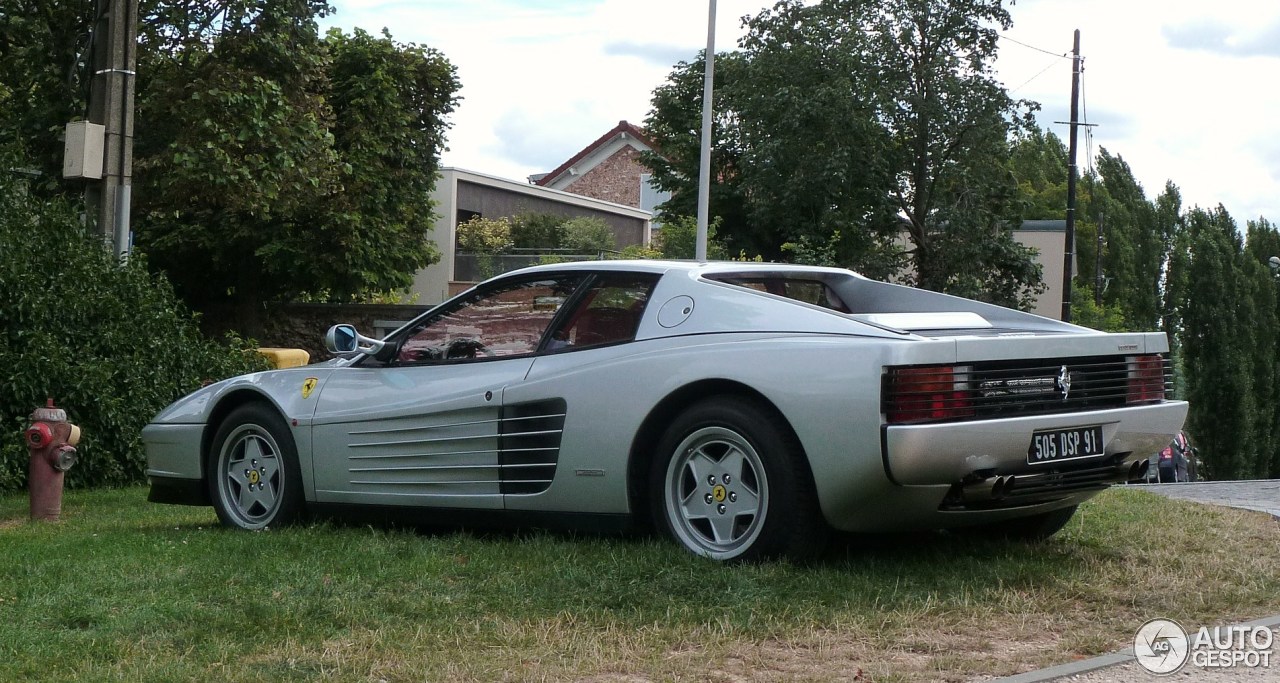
top-left (26, 399), bottom-right (81, 521)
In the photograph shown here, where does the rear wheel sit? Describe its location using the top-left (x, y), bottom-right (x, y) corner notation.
top-left (207, 404), bottom-right (305, 530)
top-left (650, 397), bottom-right (826, 562)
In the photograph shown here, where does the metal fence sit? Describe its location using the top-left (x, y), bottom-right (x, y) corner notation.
top-left (453, 250), bottom-right (604, 282)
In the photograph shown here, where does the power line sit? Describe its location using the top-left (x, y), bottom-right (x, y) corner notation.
top-left (1002, 34), bottom-right (1070, 59)
top-left (1082, 63), bottom-right (1095, 175)
top-left (1010, 56), bottom-right (1065, 93)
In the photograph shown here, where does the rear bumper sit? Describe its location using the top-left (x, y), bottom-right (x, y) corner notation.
top-left (883, 400), bottom-right (1189, 487)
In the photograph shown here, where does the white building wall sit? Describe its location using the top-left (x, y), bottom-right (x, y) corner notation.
top-left (409, 173), bottom-right (459, 304)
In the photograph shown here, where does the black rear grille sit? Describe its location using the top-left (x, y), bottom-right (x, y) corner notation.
top-left (884, 354), bottom-right (1172, 424)
top-left (967, 356), bottom-right (1163, 418)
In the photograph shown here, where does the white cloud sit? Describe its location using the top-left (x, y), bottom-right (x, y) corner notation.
top-left (1000, 0), bottom-right (1280, 221)
top-left (326, 0), bottom-right (1280, 223)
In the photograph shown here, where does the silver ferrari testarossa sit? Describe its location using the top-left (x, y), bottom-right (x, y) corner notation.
top-left (144, 260), bottom-right (1187, 561)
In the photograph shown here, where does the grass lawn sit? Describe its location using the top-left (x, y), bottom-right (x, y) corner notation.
top-left (2, 486), bottom-right (1278, 682)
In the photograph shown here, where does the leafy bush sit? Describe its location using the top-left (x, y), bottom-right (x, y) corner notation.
top-left (655, 215), bottom-right (728, 260)
top-left (618, 244), bottom-right (664, 260)
top-left (455, 216), bottom-right (514, 254)
top-left (561, 216), bottom-right (616, 254)
top-left (0, 168), bottom-right (269, 491)
top-left (510, 212), bottom-right (566, 249)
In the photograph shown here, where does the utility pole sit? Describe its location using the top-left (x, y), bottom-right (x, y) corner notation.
top-left (85, 0), bottom-right (138, 259)
top-left (1060, 29), bottom-right (1081, 322)
top-left (695, 0), bottom-right (717, 262)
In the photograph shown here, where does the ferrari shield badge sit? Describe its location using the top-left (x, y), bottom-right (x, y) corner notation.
top-left (301, 377), bottom-right (319, 399)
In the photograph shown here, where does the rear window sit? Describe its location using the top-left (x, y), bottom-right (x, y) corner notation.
top-left (707, 276), bottom-right (850, 313)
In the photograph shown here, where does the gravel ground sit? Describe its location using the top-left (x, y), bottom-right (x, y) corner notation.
top-left (984, 627), bottom-right (1280, 682)
top-left (1061, 659), bottom-right (1280, 682)
top-left (1128, 481), bottom-right (1280, 518)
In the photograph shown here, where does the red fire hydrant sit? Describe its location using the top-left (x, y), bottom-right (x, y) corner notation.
top-left (27, 399), bottom-right (81, 521)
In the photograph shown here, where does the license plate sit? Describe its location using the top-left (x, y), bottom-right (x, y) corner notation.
top-left (1028, 426), bottom-right (1105, 464)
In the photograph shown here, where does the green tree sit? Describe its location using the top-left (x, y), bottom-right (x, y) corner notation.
top-left (1244, 218), bottom-right (1280, 476)
top-left (1176, 206), bottom-right (1260, 479)
top-left (1153, 182), bottom-right (1185, 336)
top-left (0, 1), bottom-right (93, 194)
top-left (1, 1), bottom-right (459, 332)
top-left (1085, 150), bottom-right (1171, 330)
top-left (133, 0), bottom-right (340, 327)
top-left (644, 0), bottom-right (1042, 307)
top-left (133, 12), bottom-right (459, 331)
top-left (643, 51), bottom-right (755, 255)
top-left (732, 2), bottom-right (900, 273)
top-left (1009, 128), bottom-right (1068, 220)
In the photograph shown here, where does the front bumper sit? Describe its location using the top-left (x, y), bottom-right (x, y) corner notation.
top-left (883, 400), bottom-right (1189, 489)
top-left (147, 475), bottom-right (209, 506)
top-left (142, 422), bottom-right (205, 491)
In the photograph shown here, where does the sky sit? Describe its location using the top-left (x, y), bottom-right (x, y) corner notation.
top-left (322, 0), bottom-right (1280, 226)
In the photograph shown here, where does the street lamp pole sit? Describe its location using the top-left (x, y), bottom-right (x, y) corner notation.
top-left (695, 0), bottom-right (717, 262)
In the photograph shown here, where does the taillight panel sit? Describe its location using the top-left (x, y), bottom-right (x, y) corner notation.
top-left (884, 354), bottom-right (1171, 425)
top-left (1126, 354), bottom-right (1166, 405)
top-left (885, 365), bottom-right (974, 424)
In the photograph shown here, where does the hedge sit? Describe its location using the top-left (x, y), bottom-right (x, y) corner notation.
top-left (0, 171), bottom-right (268, 490)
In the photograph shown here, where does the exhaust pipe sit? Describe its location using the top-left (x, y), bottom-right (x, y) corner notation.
top-left (1125, 458), bottom-right (1149, 483)
top-left (999, 475), bottom-right (1016, 497)
top-left (961, 475), bottom-right (1015, 502)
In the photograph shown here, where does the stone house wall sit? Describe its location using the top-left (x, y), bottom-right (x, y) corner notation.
top-left (562, 147), bottom-right (646, 208)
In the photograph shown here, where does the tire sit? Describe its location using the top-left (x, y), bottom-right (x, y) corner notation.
top-left (207, 403), bottom-right (305, 530)
top-left (982, 505), bottom-right (1078, 542)
top-left (649, 397), bottom-right (827, 562)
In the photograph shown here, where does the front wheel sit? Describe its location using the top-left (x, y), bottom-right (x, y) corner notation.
top-left (650, 397), bottom-right (826, 562)
top-left (207, 403), bottom-right (305, 530)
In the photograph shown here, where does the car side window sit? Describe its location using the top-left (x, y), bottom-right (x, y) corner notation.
top-left (396, 277), bottom-right (583, 363)
top-left (712, 276), bottom-right (850, 313)
top-left (545, 273), bottom-right (658, 352)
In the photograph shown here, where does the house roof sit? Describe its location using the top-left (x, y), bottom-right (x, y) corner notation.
top-left (1017, 219), bottom-right (1067, 232)
top-left (534, 120), bottom-right (656, 188)
top-left (441, 167), bottom-right (652, 219)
